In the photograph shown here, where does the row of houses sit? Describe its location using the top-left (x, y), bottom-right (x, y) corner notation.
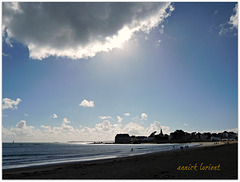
top-left (115, 129), bottom-right (167, 144)
top-left (115, 129), bottom-right (238, 144)
top-left (169, 130), bottom-right (237, 142)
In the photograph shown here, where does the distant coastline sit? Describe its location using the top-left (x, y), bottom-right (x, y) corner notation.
top-left (114, 129), bottom-right (237, 144)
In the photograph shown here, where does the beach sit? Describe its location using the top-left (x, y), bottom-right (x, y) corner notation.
top-left (2, 141), bottom-right (237, 179)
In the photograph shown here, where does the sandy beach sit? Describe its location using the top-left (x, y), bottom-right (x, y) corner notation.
top-left (2, 141), bottom-right (237, 179)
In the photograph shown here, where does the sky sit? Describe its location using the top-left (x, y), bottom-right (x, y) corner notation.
top-left (2, 2), bottom-right (238, 142)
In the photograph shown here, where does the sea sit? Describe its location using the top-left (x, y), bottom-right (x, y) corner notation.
top-left (2, 142), bottom-right (199, 170)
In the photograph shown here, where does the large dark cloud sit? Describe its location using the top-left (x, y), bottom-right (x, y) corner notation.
top-left (3, 2), bottom-right (174, 60)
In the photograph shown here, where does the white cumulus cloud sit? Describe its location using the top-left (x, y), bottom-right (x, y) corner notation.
top-left (2, 98), bottom-right (21, 110)
top-left (124, 113), bottom-right (130, 117)
top-left (141, 113), bottom-right (148, 121)
top-left (79, 99), bottom-right (94, 108)
top-left (5, 120), bottom-right (38, 139)
top-left (51, 113), bottom-right (58, 119)
top-left (117, 116), bottom-right (123, 123)
top-left (95, 120), bottom-right (112, 132)
top-left (229, 4), bottom-right (238, 29)
top-left (2, 2), bottom-right (174, 60)
top-left (99, 116), bottom-right (112, 120)
top-left (16, 120), bottom-right (27, 128)
top-left (63, 117), bottom-right (71, 124)
top-left (219, 3), bottom-right (238, 36)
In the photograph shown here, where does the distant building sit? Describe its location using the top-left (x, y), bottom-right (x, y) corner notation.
top-left (136, 136), bottom-right (148, 142)
top-left (182, 132), bottom-right (191, 141)
top-left (154, 129), bottom-right (169, 142)
top-left (222, 131), bottom-right (229, 138)
top-left (130, 136), bottom-right (138, 143)
top-left (211, 136), bottom-right (221, 141)
top-left (160, 129), bottom-right (163, 137)
top-left (201, 132), bottom-right (211, 141)
top-left (143, 137), bottom-right (154, 142)
top-left (170, 130), bottom-right (185, 141)
top-left (115, 129), bottom-right (237, 144)
top-left (228, 132), bottom-right (237, 139)
top-left (115, 134), bottom-right (131, 144)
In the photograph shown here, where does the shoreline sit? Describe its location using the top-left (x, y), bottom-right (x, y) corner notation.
top-left (2, 142), bottom-right (200, 170)
top-left (2, 142), bottom-right (205, 171)
top-left (3, 141), bottom-right (237, 179)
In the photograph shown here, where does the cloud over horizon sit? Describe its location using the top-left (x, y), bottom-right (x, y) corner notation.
top-left (2, 119), bottom-right (170, 142)
top-left (117, 116), bottom-right (123, 123)
top-left (2, 2), bottom-right (174, 60)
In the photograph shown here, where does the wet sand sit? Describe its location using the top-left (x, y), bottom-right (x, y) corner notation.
top-left (3, 142), bottom-right (237, 179)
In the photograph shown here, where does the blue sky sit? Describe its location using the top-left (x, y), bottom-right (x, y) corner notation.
top-left (2, 2), bottom-right (238, 142)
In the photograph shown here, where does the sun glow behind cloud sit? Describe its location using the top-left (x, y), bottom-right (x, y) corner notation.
top-left (3, 2), bottom-right (174, 60)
